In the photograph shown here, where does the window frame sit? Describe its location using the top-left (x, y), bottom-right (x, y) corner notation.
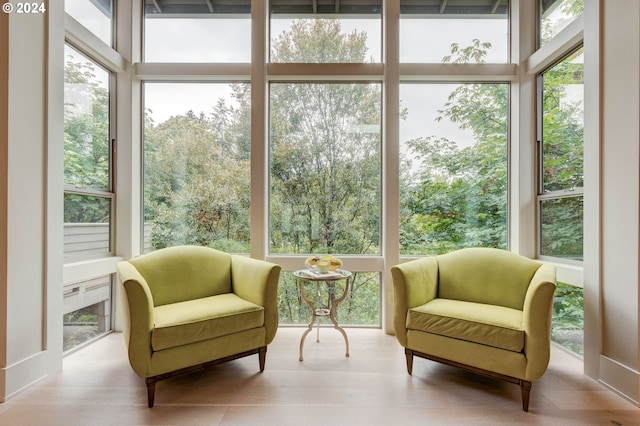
top-left (63, 42), bottom-right (116, 262)
top-left (62, 3), bottom-right (124, 353)
top-left (64, 42), bottom-right (116, 263)
top-left (535, 44), bottom-right (584, 266)
top-left (526, 1), bottom-right (584, 286)
top-left (131, 0), bottom-right (588, 331)
top-left (533, 2), bottom-right (585, 357)
top-left (136, 1), bottom-right (518, 331)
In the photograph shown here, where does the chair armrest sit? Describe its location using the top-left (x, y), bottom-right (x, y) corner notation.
top-left (390, 257), bottom-right (439, 346)
top-left (116, 261), bottom-right (155, 377)
top-left (231, 256), bottom-right (281, 344)
top-left (522, 263), bottom-right (557, 381)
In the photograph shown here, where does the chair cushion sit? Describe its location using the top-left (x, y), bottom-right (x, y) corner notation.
top-left (151, 293), bottom-right (264, 351)
top-left (406, 298), bottom-right (525, 352)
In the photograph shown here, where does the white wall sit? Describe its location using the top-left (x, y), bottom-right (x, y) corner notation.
top-left (593, 0), bottom-right (640, 404)
top-left (0, 2), bottom-right (64, 401)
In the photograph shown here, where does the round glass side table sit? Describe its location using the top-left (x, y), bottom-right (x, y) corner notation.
top-left (293, 269), bottom-right (351, 361)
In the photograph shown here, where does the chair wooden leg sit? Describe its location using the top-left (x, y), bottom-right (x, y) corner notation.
top-left (520, 380), bottom-right (532, 412)
top-left (405, 348), bottom-right (414, 375)
top-left (143, 347), bottom-right (267, 407)
top-left (259, 346), bottom-right (267, 372)
top-left (145, 377), bottom-right (157, 408)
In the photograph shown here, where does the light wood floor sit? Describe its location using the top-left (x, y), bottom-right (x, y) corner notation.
top-left (1, 328), bottom-right (639, 425)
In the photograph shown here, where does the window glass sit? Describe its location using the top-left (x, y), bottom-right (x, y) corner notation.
top-left (541, 48), bottom-right (584, 193)
top-left (278, 272), bottom-right (380, 326)
top-left (64, 44), bottom-right (113, 261)
top-left (64, 276), bottom-right (112, 352)
top-left (144, 0), bottom-right (251, 62)
top-left (64, 45), bottom-right (111, 191)
top-left (399, 83), bottom-right (509, 255)
top-left (552, 282), bottom-right (584, 356)
top-left (270, 0), bottom-right (382, 63)
top-left (269, 83), bottom-right (382, 255)
top-left (64, 194), bottom-right (111, 259)
top-left (65, 0), bottom-right (113, 46)
top-left (540, 197), bottom-right (583, 260)
top-left (143, 83), bottom-right (251, 253)
top-left (539, 47), bottom-right (583, 261)
top-left (539, 0), bottom-right (584, 46)
top-left (400, 0), bottom-right (509, 63)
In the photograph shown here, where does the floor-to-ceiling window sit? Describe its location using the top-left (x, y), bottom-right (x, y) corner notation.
top-left (135, 0), bottom-right (584, 333)
top-left (398, 1), bottom-right (510, 256)
top-left (268, 2), bottom-right (385, 327)
top-left (536, 0), bottom-right (585, 356)
top-left (63, 0), bottom-right (119, 353)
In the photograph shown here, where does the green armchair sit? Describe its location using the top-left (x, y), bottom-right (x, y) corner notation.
top-left (391, 248), bottom-right (556, 411)
top-left (116, 245), bottom-right (281, 407)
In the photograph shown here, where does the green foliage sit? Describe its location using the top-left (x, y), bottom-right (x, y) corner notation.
top-left (269, 20), bottom-right (381, 255)
top-left (540, 48), bottom-right (584, 259)
top-left (64, 194), bottom-right (109, 223)
top-left (552, 282), bottom-right (584, 356)
top-left (400, 42), bottom-right (508, 255)
top-left (542, 49), bottom-right (584, 192)
top-left (540, 0), bottom-right (584, 43)
top-left (144, 89), bottom-right (251, 252)
top-left (272, 19), bottom-right (370, 63)
top-left (132, 21), bottom-right (584, 327)
top-left (64, 53), bottom-right (112, 224)
top-left (278, 272), bottom-right (379, 325)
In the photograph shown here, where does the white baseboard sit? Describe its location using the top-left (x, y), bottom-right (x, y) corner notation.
top-left (599, 355), bottom-right (640, 406)
top-left (0, 350), bottom-right (51, 402)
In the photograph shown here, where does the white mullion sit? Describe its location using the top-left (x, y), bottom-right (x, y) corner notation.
top-left (400, 63), bottom-right (517, 82)
top-left (251, 0), bottom-right (268, 260)
top-left (267, 63), bottom-right (384, 80)
top-left (114, 0), bottom-right (142, 262)
top-left (383, 0), bottom-right (400, 335)
top-left (135, 62), bottom-right (252, 80)
top-left (510, 0), bottom-right (538, 258)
